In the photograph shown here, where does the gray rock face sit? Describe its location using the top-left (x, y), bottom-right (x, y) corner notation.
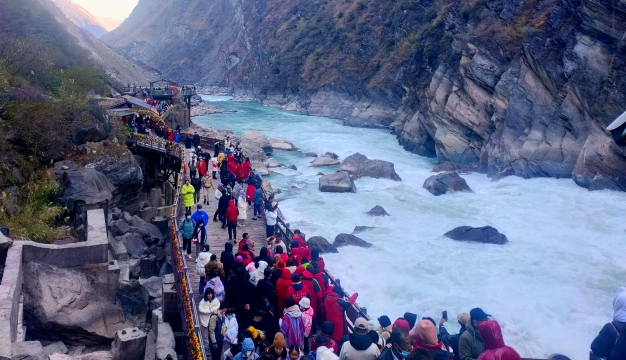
top-left (12, 341), bottom-right (48, 360)
top-left (339, 153), bottom-right (402, 181)
top-left (89, 152), bottom-right (143, 214)
top-left (306, 236), bottom-right (339, 254)
top-left (269, 138), bottom-right (297, 151)
top-left (73, 116), bottom-right (111, 146)
top-left (130, 215), bottom-right (163, 245)
top-left (444, 226), bottom-right (509, 245)
top-left (311, 156), bottom-right (341, 167)
top-left (432, 161), bottom-right (458, 173)
top-left (251, 161), bottom-right (270, 176)
top-left (115, 233), bottom-right (147, 257)
top-left (54, 161), bottom-right (116, 207)
top-left (352, 226), bottom-right (376, 234)
top-left (240, 141), bottom-right (268, 161)
top-left (319, 172), bottom-right (355, 193)
top-left (43, 341), bottom-right (68, 356)
top-left (333, 233), bottom-right (373, 248)
top-left (139, 276), bottom-right (163, 299)
top-left (365, 205), bottom-right (389, 216)
top-left (22, 262), bottom-right (126, 346)
top-left (109, 219), bottom-right (130, 237)
top-left (0, 231), bottom-right (13, 258)
top-left (423, 172), bottom-right (472, 196)
top-left (111, 327), bottom-right (147, 360)
top-left (116, 280), bottom-right (150, 315)
top-left (156, 321), bottom-right (177, 360)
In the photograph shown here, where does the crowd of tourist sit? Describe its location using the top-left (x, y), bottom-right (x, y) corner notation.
top-left (174, 133), bottom-right (623, 360)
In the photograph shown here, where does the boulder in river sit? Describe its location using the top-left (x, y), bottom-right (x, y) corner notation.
top-left (305, 152), bottom-right (318, 157)
top-left (352, 226), bottom-right (376, 234)
top-left (287, 165), bottom-right (298, 170)
top-left (423, 172), bottom-right (472, 196)
top-left (23, 262), bottom-right (126, 346)
top-left (307, 236), bottom-right (339, 253)
top-left (264, 158), bottom-right (281, 168)
top-left (325, 152), bottom-right (339, 159)
top-left (240, 141), bottom-right (268, 161)
top-left (241, 130), bottom-right (272, 153)
top-left (432, 161), bottom-right (458, 172)
top-left (333, 233), bottom-right (373, 248)
top-left (339, 153), bottom-right (402, 181)
top-left (251, 160), bottom-right (270, 176)
top-left (269, 138), bottom-right (297, 151)
top-left (444, 226), bottom-right (509, 245)
top-left (311, 155), bottom-right (341, 167)
top-left (319, 172), bottom-right (355, 193)
top-left (365, 205), bottom-right (390, 216)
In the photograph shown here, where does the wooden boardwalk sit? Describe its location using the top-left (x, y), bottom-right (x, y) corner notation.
top-left (180, 149), bottom-right (266, 306)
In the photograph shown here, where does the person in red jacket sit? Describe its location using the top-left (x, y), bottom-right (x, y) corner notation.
top-left (285, 274), bottom-right (313, 306)
top-left (242, 157), bottom-right (251, 178)
top-left (477, 320), bottom-right (522, 360)
top-left (310, 263), bottom-right (327, 326)
top-left (413, 320), bottom-right (454, 360)
top-left (198, 158), bottom-right (207, 178)
top-left (276, 268), bottom-right (292, 316)
top-left (225, 199), bottom-right (239, 240)
top-left (323, 285), bottom-right (357, 342)
top-left (236, 243), bottom-right (254, 267)
top-left (292, 230), bottom-right (307, 248)
top-left (236, 163), bottom-right (246, 181)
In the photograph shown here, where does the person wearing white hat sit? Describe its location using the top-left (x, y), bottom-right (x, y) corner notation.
top-left (339, 317), bottom-right (380, 360)
top-left (299, 297), bottom-right (314, 353)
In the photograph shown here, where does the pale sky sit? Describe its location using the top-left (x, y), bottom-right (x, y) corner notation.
top-left (72, 0), bottom-right (139, 21)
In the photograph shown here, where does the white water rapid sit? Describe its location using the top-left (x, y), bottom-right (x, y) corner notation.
top-left (196, 95), bottom-right (626, 359)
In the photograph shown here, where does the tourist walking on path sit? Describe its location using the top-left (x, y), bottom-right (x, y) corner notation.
top-left (214, 141), bottom-right (221, 157)
top-left (178, 213), bottom-right (196, 258)
top-left (219, 189), bottom-right (231, 229)
top-left (185, 133), bottom-right (192, 149)
top-left (209, 302), bottom-right (228, 360)
top-left (201, 173), bottom-right (214, 205)
top-left (237, 188), bottom-right (248, 227)
top-left (221, 242), bottom-right (235, 278)
top-left (210, 155), bottom-right (219, 179)
top-left (191, 173), bottom-right (202, 205)
top-left (191, 219), bottom-right (207, 258)
top-left (191, 204), bottom-right (209, 232)
top-left (198, 157), bottom-right (207, 178)
top-left (459, 308), bottom-right (489, 360)
top-left (226, 199), bottom-right (240, 240)
top-left (591, 286), bottom-right (626, 360)
top-left (193, 132), bottom-right (201, 148)
top-left (213, 185), bottom-right (224, 221)
top-left (205, 254), bottom-right (226, 283)
top-left (253, 185), bottom-right (264, 220)
top-left (181, 179), bottom-right (195, 213)
top-left (199, 288), bottom-right (220, 350)
top-left (189, 155), bottom-right (198, 178)
top-left (195, 244), bottom-right (212, 293)
top-left (265, 203), bottom-right (278, 238)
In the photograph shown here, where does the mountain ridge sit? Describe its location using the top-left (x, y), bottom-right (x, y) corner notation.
top-left (50, 0), bottom-right (107, 38)
top-left (104, 0), bottom-right (626, 191)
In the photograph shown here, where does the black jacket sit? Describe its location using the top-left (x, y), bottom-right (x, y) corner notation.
top-left (193, 134), bottom-right (200, 147)
top-left (191, 177), bottom-right (202, 192)
top-left (378, 348), bottom-right (395, 360)
top-left (440, 325), bottom-right (462, 360)
top-left (256, 278), bottom-right (278, 310)
top-left (591, 321), bottom-right (626, 359)
top-left (218, 194), bottom-right (230, 212)
top-left (185, 137), bottom-right (192, 149)
top-left (220, 243), bottom-right (235, 276)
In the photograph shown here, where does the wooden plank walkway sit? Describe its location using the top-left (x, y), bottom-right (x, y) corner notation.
top-left (180, 149), bottom-right (266, 306)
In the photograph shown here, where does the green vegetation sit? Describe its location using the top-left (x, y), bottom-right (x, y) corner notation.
top-left (0, 0), bottom-right (112, 241)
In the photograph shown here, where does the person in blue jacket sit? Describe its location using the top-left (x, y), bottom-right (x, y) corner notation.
top-left (178, 213), bottom-right (196, 259)
top-left (233, 338), bottom-right (258, 360)
top-left (252, 185), bottom-right (264, 220)
top-left (191, 204), bottom-right (209, 233)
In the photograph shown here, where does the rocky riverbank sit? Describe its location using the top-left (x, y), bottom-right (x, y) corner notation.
top-left (190, 96), bottom-right (236, 117)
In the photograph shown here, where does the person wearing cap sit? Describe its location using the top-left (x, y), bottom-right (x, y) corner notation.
top-left (280, 298), bottom-right (305, 349)
top-left (379, 328), bottom-right (413, 360)
top-left (269, 333), bottom-right (288, 359)
top-left (459, 308), bottom-right (489, 360)
top-left (285, 274), bottom-right (314, 308)
top-left (312, 321), bottom-right (338, 354)
top-left (378, 315), bottom-right (393, 343)
top-left (300, 297), bottom-right (314, 353)
top-left (181, 179), bottom-right (195, 213)
top-left (338, 317), bottom-right (380, 360)
top-left (439, 313), bottom-right (469, 360)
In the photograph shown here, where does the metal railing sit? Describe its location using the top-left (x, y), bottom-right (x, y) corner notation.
top-left (129, 133), bottom-right (183, 159)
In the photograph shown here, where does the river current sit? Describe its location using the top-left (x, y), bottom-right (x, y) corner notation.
top-left (196, 95), bottom-right (626, 359)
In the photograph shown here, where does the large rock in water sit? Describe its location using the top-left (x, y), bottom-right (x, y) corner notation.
top-left (54, 161), bottom-right (116, 209)
top-left (365, 205), bottom-right (389, 216)
top-left (319, 172), bottom-right (355, 192)
top-left (241, 130), bottom-right (272, 154)
top-left (423, 172), bottom-right (472, 196)
top-left (333, 233), bottom-right (373, 248)
top-left (311, 155), bottom-right (341, 167)
top-left (307, 236), bottom-right (339, 254)
top-left (240, 141), bottom-right (268, 161)
top-left (339, 153), bottom-right (402, 181)
top-left (22, 262), bottom-right (126, 346)
top-left (269, 138), bottom-right (297, 151)
top-left (444, 226), bottom-right (509, 245)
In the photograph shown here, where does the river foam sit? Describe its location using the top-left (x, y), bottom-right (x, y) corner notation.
top-left (195, 96), bottom-right (626, 359)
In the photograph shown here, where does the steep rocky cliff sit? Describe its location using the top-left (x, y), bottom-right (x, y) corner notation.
top-left (104, 0), bottom-right (626, 190)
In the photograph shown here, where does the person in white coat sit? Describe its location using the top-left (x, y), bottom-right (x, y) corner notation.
top-left (196, 244), bottom-right (212, 294)
top-left (237, 189), bottom-right (247, 227)
top-left (199, 288), bottom-right (220, 349)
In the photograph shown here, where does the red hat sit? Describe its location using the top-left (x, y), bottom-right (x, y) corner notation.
top-left (276, 260), bottom-right (285, 270)
top-left (295, 265), bottom-right (305, 276)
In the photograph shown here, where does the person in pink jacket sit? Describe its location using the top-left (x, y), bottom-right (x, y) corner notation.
top-left (299, 297), bottom-right (314, 353)
top-left (477, 320), bottom-right (521, 360)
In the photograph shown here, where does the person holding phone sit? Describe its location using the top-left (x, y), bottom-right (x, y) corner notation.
top-left (439, 312), bottom-right (470, 360)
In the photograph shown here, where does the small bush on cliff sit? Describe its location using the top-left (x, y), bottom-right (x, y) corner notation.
top-left (0, 170), bottom-right (65, 243)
